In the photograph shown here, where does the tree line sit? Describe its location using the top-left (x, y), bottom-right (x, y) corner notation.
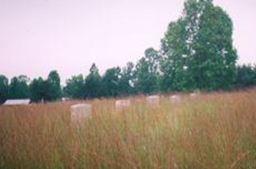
top-left (1, 0), bottom-right (256, 104)
top-left (0, 71), bottom-right (62, 104)
top-left (0, 62), bottom-right (255, 104)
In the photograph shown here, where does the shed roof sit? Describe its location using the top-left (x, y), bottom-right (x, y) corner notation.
top-left (4, 99), bottom-right (30, 105)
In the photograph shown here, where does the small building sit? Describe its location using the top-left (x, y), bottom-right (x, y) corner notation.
top-left (3, 99), bottom-right (30, 106)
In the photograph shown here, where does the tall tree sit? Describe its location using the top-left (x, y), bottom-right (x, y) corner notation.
top-left (160, 19), bottom-right (190, 91)
top-left (135, 48), bottom-right (161, 94)
top-left (0, 75), bottom-right (8, 104)
top-left (119, 62), bottom-right (136, 96)
top-left (29, 77), bottom-right (46, 103)
top-left (85, 63), bottom-right (102, 99)
top-left (189, 1), bottom-right (237, 90)
top-left (235, 65), bottom-right (256, 88)
top-left (64, 74), bottom-right (85, 99)
top-left (101, 67), bottom-right (121, 97)
top-left (45, 70), bottom-right (62, 101)
top-left (161, 0), bottom-right (237, 91)
top-left (8, 75), bottom-right (30, 99)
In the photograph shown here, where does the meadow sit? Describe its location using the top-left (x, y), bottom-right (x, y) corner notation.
top-left (0, 89), bottom-right (256, 169)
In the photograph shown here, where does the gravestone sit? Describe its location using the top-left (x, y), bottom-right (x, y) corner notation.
top-left (70, 103), bottom-right (92, 126)
top-left (190, 92), bottom-right (198, 98)
top-left (115, 99), bottom-right (131, 111)
top-left (146, 95), bottom-right (160, 106)
top-left (170, 95), bottom-right (181, 104)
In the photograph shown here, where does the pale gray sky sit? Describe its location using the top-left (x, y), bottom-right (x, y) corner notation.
top-left (0, 0), bottom-right (255, 82)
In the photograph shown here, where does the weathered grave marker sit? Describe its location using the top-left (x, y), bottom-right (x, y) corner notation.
top-left (115, 99), bottom-right (131, 111)
top-left (146, 95), bottom-right (160, 106)
top-left (190, 92), bottom-right (199, 98)
top-left (170, 95), bottom-right (181, 104)
top-left (70, 103), bottom-right (92, 126)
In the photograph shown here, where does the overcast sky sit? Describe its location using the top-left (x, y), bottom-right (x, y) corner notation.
top-left (0, 0), bottom-right (256, 82)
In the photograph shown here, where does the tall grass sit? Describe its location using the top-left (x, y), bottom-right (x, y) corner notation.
top-left (0, 90), bottom-right (256, 169)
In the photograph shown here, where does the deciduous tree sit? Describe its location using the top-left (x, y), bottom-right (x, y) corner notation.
top-left (64, 74), bottom-right (85, 99)
top-left (161, 0), bottom-right (237, 91)
top-left (135, 48), bottom-right (161, 94)
top-left (0, 75), bottom-right (8, 104)
top-left (85, 63), bottom-right (102, 98)
top-left (9, 75), bottom-right (30, 99)
top-left (101, 67), bottom-right (121, 97)
top-left (45, 70), bottom-right (62, 101)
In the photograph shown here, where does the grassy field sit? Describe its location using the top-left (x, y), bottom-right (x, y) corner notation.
top-left (0, 90), bottom-right (256, 169)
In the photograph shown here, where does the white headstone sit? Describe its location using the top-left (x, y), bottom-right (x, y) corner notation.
top-left (146, 95), bottom-right (160, 106)
top-left (190, 92), bottom-right (198, 98)
top-left (115, 99), bottom-right (131, 110)
top-left (170, 95), bottom-right (181, 104)
top-left (62, 97), bottom-right (70, 102)
top-left (70, 104), bottom-right (92, 125)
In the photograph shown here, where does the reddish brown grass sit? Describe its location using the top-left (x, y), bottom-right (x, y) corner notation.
top-left (0, 90), bottom-right (256, 169)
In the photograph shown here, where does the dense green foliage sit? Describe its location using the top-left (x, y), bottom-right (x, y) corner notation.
top-left (101, 67), bottom-right (121, 97)
top-left (29, 77), bottom-right (46, 103)
top-left (161, 0), bottom-right (237, 91)
top-left (119, 62), bottom-right (135, 96)
top-left (63, 74), bottom-right (85, 99)
top-left (235, 65), bottom-right (256, 88)
top-left (45, 71), bottom-right (62, 101)
top-left (0, 75), bottom-right (8, 104)
top-left (29, 71), bottom-right (62, 103)
top-left (8, 75), bottom-right (30, 99)
top-left (0, 0), bottom-right (255, 104)
top-left (84, 64), bottom-right (102, 99)
top-left (134, 48), bottom-right (161, 94)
